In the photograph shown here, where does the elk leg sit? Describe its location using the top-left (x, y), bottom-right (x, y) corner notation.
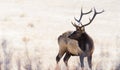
top-left (63, 52), bottom-right (71, 66)
top-left (56, 50), bottom-right (66, 64)
top-left (55, 51), bottom-right (66, 70)
top-left (56, 54), bottom-right (61, 63)
top-left (87, 55), bottom-right (92, 69)
top-left (79, 55), bottom-right (84, 69)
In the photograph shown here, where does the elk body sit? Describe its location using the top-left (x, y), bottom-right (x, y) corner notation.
top-left (56, 8), bottom-right (104, 70)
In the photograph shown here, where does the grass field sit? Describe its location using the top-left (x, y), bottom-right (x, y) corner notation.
top-left (0, 0), bottom-right (120, 70)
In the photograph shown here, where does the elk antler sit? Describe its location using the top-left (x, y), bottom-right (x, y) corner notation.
top-left (81, 8), bottom-right (104, 27)
top-left (74, 8), bottom-right (92, 25)
top-left (71, 21), bottom-right (79, 28)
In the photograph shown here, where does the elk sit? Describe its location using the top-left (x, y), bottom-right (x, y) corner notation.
top-left (56, 8), bottom-right (104, 70)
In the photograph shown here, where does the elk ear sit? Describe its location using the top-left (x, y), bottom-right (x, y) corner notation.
top-left (81, 27), bottom-right (85, 33)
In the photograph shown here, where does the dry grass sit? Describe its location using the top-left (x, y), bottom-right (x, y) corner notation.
top-left (0, 38), bottom-right (119, 70)
top-left (0, 0), bottom-right (120, 70)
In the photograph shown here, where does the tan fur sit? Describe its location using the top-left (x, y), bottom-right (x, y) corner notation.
top-left (58, 31), bottom-right (83, 55)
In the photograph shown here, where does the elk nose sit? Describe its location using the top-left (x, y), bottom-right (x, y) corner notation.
top-left (68, 35), bottom-right (72, 38)
top-left (68, 35), bottom-right (70, 38)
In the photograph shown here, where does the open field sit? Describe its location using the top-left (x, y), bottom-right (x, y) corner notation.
top-left (0, 0), bottom-right (120, 70)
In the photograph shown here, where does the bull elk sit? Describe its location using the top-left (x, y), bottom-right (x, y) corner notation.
top-left (56, 8), bottom-right (104, 70)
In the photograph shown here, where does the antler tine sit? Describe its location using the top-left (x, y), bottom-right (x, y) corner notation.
top-left (74, 8), bottom-right (92, 23)
top-left (74, 8), bottom-right (82, 23)
top-left (81, 8), bottom-right (104, 27)
top-left (94, 8), bottom-right (104, 14)
top-left (71, 21), bottom-right (79, 27)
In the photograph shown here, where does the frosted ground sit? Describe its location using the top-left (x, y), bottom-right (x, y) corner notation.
top-left (0, 0), bottom-right (120, 70)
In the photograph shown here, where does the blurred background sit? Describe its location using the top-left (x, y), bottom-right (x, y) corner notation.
top-left (0, 0), bottom-right (120, 70)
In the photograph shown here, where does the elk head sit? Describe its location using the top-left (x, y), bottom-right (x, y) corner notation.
top-left (69, 8), bottom-right (104, 40)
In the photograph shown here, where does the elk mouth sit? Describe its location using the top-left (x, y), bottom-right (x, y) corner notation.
top-left (68, 35), bottom-right (72, 39)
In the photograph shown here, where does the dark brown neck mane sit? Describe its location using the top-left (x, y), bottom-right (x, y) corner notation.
top-left (75, 32), bottom-right (93, 52)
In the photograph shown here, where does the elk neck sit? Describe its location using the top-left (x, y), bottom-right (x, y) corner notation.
top-left (76, 32), bottom-right (92, 52)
